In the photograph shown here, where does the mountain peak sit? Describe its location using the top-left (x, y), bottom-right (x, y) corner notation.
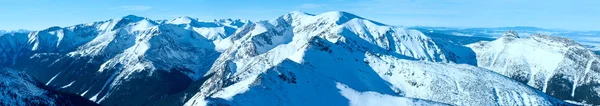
top-left (288, 11), bottom-right (313, 16)
top-left (529, 33), bottom-right (579, 46)
top-left (315, 11), bottom-right (366, 25)
top-left (176, 16), bottom-right (195, 20)
top-left (215, 18), bottom-right (245, 23)
top-left (282, 11), bottom-right (314, 20)
top-left (111, 15), bottom-right (155, 30)
top-left (42, 26), bottom-right (62, 31)
top-left (122, 15), bottom-right (146, 22)
top-left (501, 30), bottom-right (520, 38)
top-left (169, 16), bottom-right (197, 24)
top-left (320, 11), bottom-right (362, 19)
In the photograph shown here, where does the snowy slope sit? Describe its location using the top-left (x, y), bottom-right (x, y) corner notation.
top-left (184, 11), bottom-right (571, 106)
top-left (185, 35), bottom-right (570, 106)
top-left (468, 31), bottom-right (600, 105)
top-left (0, 67), bottom-right (97, 106)
top-left (189, 11), bottom-right (462, 101)
top-left (412, 26), bottom-right (600, 55)
top-left (167, 17), bottom-right (248, 41)
top-left (0, 11), bottom-right (581, 106)
top-left (167, 17), bottom-right (249, 51)
top-left (0, 15), bottom-right (230, 105)
top-left (0, 24), bottom-right (100, 65)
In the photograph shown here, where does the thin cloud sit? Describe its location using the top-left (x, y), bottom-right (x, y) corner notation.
top-left (119, 6), bottom-right (152, 11)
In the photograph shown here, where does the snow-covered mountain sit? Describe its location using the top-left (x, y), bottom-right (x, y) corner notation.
top-left (0, 29), bottom-right (29, 35)
top-left (185, 35), bottom-right (569, 106)
top-left (165, 17), bottom-right (249, 51)
top-left (0, 15), bottom-right (245, 105)
top-left (181, 11), bottom-right (572, 106)
top-left (189, 11), bottom-right (463, 101)
top-left (413, 26), bottom-right (600, 55)
top-left (0, 67), bottom-right (98, 105)
top-left (417, 26), bottom-right (600, 105)
top-left (0, 11), bottom-right (588, 105)
top-left (468, 31), bottom-right (600, 105)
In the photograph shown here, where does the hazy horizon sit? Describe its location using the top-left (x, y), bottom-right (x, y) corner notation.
top-left (1, 0), bottom-right (598, 31)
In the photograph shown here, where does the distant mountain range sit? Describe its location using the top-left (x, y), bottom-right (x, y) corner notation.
top-left (1, 11), bottom-right (599, 105)
top-left (0, 29), bottom-right (29, 35)
top-left (411, 26), bottom-right (600, 54)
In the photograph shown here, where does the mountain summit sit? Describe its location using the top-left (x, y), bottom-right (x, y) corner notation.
top-left (501, 30), bottom-right (520, 38)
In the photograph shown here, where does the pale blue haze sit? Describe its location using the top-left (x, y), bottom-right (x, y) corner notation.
top-left (0, 0), bottom-right (598, 31)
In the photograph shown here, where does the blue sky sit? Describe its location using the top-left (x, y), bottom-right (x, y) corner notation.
top-left (1, 0), bottom-right (598, 31)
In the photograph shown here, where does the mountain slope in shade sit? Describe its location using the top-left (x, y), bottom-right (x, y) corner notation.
top-left (0, 67), bottom-right (98, 106)
top-left (468, 31), bottom-right (600, 104)
top-left (0, 15), bottom-right (240, 105)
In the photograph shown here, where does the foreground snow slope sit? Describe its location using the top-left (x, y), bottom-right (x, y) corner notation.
top-left (469, 31), bottom-right (600, 104)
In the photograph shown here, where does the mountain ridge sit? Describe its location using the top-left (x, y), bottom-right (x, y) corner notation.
top-left (467, 31), bottom-right (600, 104)
top-left (0, 11), bottom-right (593, 105)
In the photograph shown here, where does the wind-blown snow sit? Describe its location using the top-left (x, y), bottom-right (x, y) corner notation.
top-left (336, 83), bottom-right (447, 106)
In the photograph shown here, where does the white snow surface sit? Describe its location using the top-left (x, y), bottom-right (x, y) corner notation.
top-left (183, 11), bottom-right (570, 106)
top-left (468, 31), bottom-right (600, 104)
top-left (336, 83), bottom-right (448, 106)
top-left (185, 34), bottom-right (567, 105)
